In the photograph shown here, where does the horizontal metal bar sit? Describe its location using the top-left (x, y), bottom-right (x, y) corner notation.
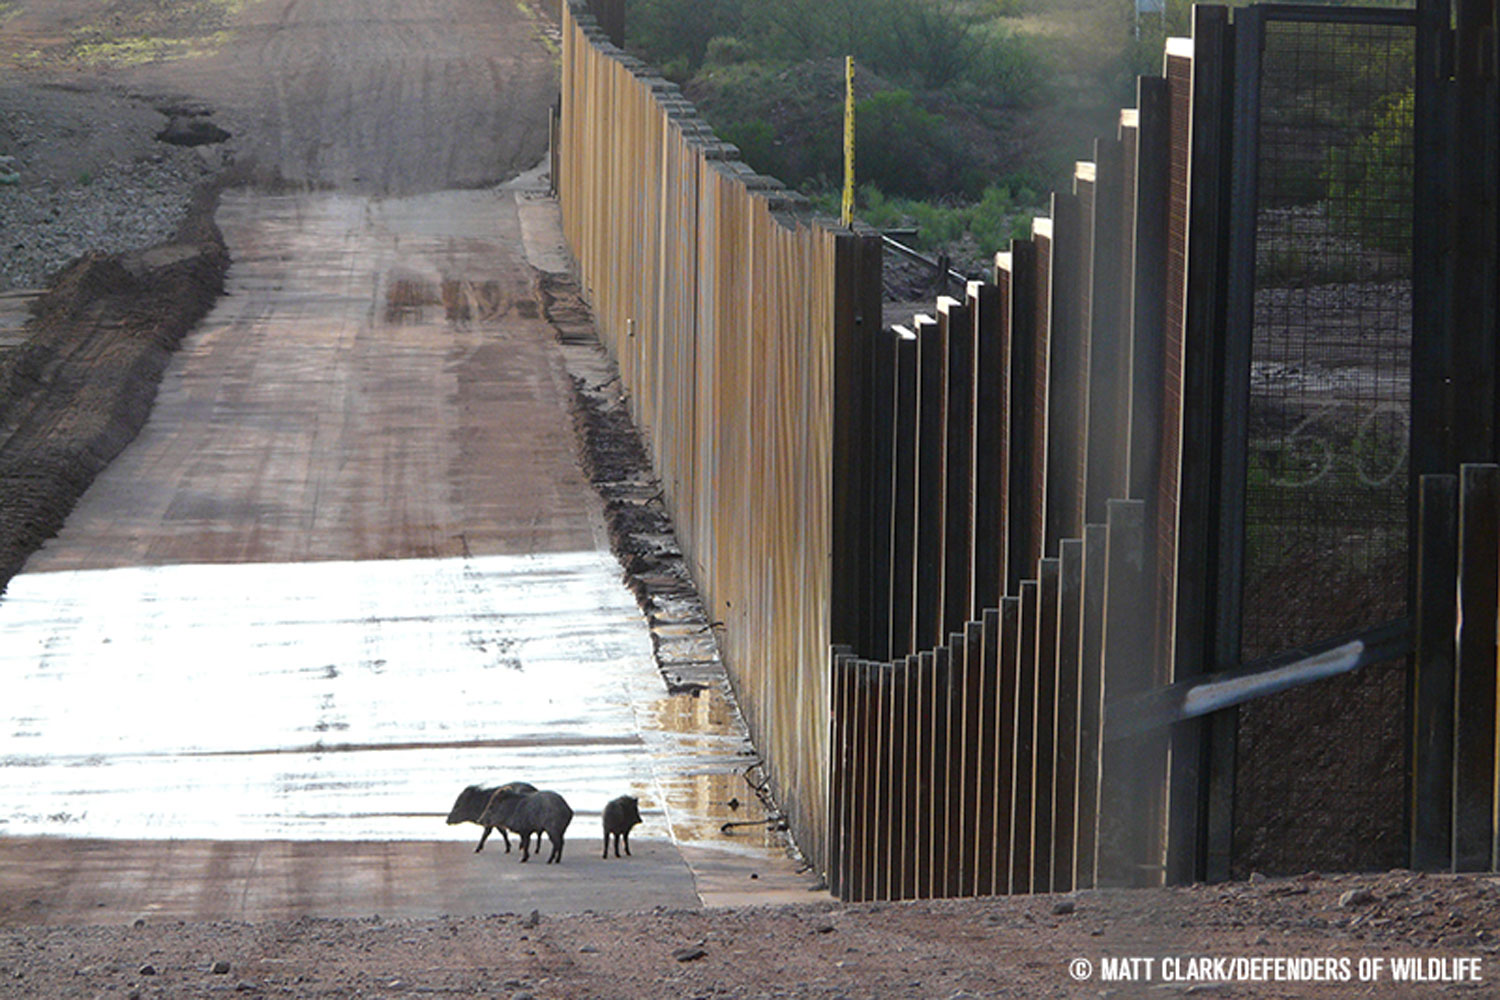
top-left (882, 235), bottom-right (970, 290)
top-left (1254, 4), bottom-right (1417, 27)
top-left (1104, 619), bottom-right (1412, 742)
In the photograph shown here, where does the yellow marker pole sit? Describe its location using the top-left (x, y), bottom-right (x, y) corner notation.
top-left (841, 55), bottom-right (855, 228)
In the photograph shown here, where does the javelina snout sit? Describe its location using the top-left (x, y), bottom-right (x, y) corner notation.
top-left (480, 788), bottom-right (574, 863)
top-left (447, 781), bottom-right (540, 853)
top-left (602, 795), bottom-right (641, 859)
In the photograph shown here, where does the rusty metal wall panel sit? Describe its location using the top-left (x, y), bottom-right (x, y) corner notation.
top-left (1030, 224), bottom-right (1053, 570)
top-left (914, 315), bottom-right (948, 649)
top-left (1032, 558), bottom-right (1061, 892)
top-left (970, 282), bottom-right (1007, 613)
top-left (957, 619), bottom-right (986, 896)
top-left (889, 329), bottom-right (920, 659)
top-left (899, 653), bottom-right (921, 899)
top-left (1161, 44), bottom-right (1193, 680)
top-left (1053, 538), bottom-right (1085, 892)
top-left (975, 608), bottom-right (1003, 895)
top-left (1084, 139), bottom-right (1129, 524)
top-left (1044, 191), bottom-right (1087, 552)
top-left (940, 297), bottom-right (976, 634)
top-left (1003, 242), bottom-right (1040, 589)
top-left (1011, 579), bottom-right (1039, 893)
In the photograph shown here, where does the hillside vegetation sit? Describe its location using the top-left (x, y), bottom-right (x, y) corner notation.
top-left (622, 0), bottom-right (1415, 274)
top-left (623, 0), bottom-right (1153, 268)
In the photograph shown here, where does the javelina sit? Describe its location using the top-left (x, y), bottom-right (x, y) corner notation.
top-left (446, 781), bottom-right (540, 853)
top-left (602, 795), bottom-right (641, 858)
top-left (480, 787), bottom-right (573, 863)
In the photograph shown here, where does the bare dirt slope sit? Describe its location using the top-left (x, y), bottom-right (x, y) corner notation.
top-left (110, 0), bottom-right (560, 195)
top-left (0, 0), bottom-right (559, 195)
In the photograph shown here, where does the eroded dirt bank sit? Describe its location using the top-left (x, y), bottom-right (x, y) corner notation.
top-left (0, 184), bottom-right (228, 591)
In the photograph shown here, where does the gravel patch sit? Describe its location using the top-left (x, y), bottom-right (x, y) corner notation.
top-left (0, 82), bottom-right (227, 292)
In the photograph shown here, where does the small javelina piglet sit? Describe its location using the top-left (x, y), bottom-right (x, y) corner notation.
top-left (602, 795), bottom-right (641, 858)
top-left (480, 787), bottom-right (574, 863)
top-left (446, 781), bottom-right (540, 853)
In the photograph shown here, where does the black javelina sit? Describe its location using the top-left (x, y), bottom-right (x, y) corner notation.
top-left (602, 795), bottom-right (641, 858)
top-left (481, 787), bottom-right (574, 863)
top-left (446, 781), bottom-right (539, 853)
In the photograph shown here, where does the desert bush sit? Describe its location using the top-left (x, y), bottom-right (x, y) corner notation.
top-left (719, 118), bottom-right (782, 177)
top-left (965, 26), bottom-right (1051, 106)
top-left (704, 35), bottom-right (755, 66)
top-left (855, 89), bottom-right (961, 197)
top-left (1321, 90), bottom-right (1412, 254)
top-left (856, 182), bottom-right (1039, 256)
top-left (627, 0), bottom-right (747, 72)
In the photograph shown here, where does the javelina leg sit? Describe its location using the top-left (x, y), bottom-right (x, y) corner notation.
top-left (519, 836), bottom-right (531, 862)
top-left (475, 826), bottom-right (512, 853)
top-left (602, 833), bottom-right (611, 859)
top-left (549, 833), bottom-right (564, 863)
top-left (623, 831), bottom-right (631, 857)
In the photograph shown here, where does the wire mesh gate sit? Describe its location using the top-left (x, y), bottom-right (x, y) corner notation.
top-left (1221, 3), bottom-right (1419, 880)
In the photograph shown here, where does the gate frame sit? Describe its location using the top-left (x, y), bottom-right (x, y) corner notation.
top-left (1202, 0), bottom-right (1434, 883)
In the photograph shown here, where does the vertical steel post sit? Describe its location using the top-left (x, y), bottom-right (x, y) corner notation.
top-left (1454, 464), bottom-right (1500, 870)
top-left (1411, 475), bottom-right (1458, 870)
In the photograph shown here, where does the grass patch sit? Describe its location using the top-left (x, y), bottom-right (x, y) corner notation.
top-left (823, 182), bottom-right (1044, 259)
top-left (65, 0), bottom-right (242, 67)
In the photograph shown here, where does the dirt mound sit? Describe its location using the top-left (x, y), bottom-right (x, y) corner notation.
top-left (0, 182), bottom-right (230, 592)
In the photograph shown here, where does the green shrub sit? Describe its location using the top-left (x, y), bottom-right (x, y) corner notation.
top-left (855, 89), bottom-right (959, 197)
top-left (968, 184), bottom-right (1015, 251)
top-left (704, 35), bottom-right (754, 66)
top-left (1321, 90), bottom-right (1413, 254)
top-left (736, 0), bottom-right (984, 91)
top-left (992, 0), bottom-right (1037, 17)
top-left (877, 0), bottom-right (983, 89)
top-left (966, 27), bottom-right (1051, 107)
top-left (626, 0), bottom-right (746, 72)
top-left (854, 183), bottom-right (1040, 257)
top-left (719, 118), bottom-right (782, 177)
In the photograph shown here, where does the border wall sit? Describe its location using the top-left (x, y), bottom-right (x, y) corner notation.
top-left (557, 0), bottom-right (1499, 893)
top-left (556, 0), bottom-right (882, 872)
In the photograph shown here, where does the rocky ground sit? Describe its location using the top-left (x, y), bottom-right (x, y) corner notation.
top-left (3, 869), bottom-right (1499, 998)
top-left (0, 81), bottom-right (227, 293)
